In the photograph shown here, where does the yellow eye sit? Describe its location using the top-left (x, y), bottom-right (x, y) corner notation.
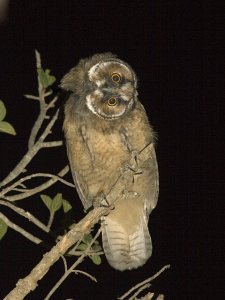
top-left (111, 73), bottom-right (121, 83)
top-left (107, 97), bottom-right (118, 106)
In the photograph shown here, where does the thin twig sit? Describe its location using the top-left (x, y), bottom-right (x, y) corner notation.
top-left (129, 284), bottom-right (151, 300)
top-left (44, 228), bottom-right (101, 300)
top-left (47, 211), bottom-right (54, 230)
top-left (24, 94), bottom-right (40, 100)
top-left (44, 91), bottom-right (53, 98)
top-left (0, 212), bottom-right (42, 244)
top-left (9, 188), bottom-right (29, 192)
top-left (35, 49), bottom-right (41, 69)
top-left (0, 200), bottom-right (49, 232)
top-left (0, 170), bottom-right (73, 198)
top-left (28, 50), bottom-right (47, 149)
top-left (42, 141), bottom-right (63, 148)
top-left (60, 255), bottom-right (68, 273)
top-left (46, 96), bottom-right (58, 110)
top-left (73, 270), bottom-right (97, 282)
top-left (139, 292), bottom-right (155, 300)
top-left (0, 110), bottom-right (59, 188)
top-left (38, 109), bottom-right (59, 142)
top-left (3, 166), bottom-right (70, 201)
top-left (118, 265), bottom-right (171, 300)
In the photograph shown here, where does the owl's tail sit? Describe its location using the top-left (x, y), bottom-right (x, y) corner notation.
top-left (101, 200), bottom-right (152, 271)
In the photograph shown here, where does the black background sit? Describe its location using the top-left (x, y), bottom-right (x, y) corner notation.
top-left (0, 1), bottom-right (223, 299)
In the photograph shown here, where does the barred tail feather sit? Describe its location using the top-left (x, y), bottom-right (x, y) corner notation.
top-left (101, 215), bottom-right (152, 271)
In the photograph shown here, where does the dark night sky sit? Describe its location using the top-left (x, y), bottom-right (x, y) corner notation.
top-left (0, 1), bottom-right (223, 299)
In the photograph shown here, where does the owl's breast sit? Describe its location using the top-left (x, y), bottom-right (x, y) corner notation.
top-left (75, 118), bottom-right (131, 200)
top-left (88, 125), bottom-right (129, 171)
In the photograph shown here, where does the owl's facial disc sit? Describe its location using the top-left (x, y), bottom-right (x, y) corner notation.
top-left (86, 92), bottom-right (130, 120)
top-left (86, 59), bottom-right (137, 120)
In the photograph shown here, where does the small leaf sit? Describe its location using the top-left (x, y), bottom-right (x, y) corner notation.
top-left (83, 233), bottom-right (93, 244)
top-left (37, 68), bottom-right (56, 89)
top-left (62, 199), bottom-right (72, 213)
top-left (77, 243), bottom-right (87, 251)
top-left (45, 69), bottom-right (56, 86)
top-left (37, 68), bottom-right (48, 88)
top-left (52, 193), bottom-right (63, 213)
top-left (90, 255), bottom-right (101, 265)
top-left (40, 194), bottom-right (52, 211)
top-left (0, 121), bottom-right (16, 135)
top-left (0, 218), bottom-right (8, 240)
top-left (0, 100), bottom-right (6, 121)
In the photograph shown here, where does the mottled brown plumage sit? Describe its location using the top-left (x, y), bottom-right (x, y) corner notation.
top-left (62, 53), bottom-right (159, 271)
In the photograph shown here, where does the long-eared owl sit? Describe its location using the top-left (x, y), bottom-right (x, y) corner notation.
top-left (61, 53), bottom-right (159, 271)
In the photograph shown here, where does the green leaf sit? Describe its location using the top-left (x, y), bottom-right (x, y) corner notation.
top-left (83, 233), bottom-right (93, 244)
top-left (45, 69), bottom-right (56, 86)
top-left (0, 100), bottom-right (6, 121)
top-left (77, 243), bottom-right (87, 251)
top-left (90, 255), bottom-right (101, 265)
top-left (41, 194), bottom-right (64, 213)
top-left (0, 218), bottom-right (8, 240)
top-left (62, 199), bottom-right (72, 213)
top-left (37, 68), bottom-right (56, 89)
top-left (40, 194), bottom-right (52, 211)
top-left (51, 193), bottom-right (63, 213)
top-left (0, 121), bottom-right (16, 135)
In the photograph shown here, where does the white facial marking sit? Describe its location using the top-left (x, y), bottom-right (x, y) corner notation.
top-left (88, 63), bottom-right (100, 79)
top-left (88, 63), bottom-right (106, 87)
top-left (86, 89), bottom-right (103, 116)
top-left (86, 94), bottom-right (99, 116)
top-left (95, 79), bottom-right (106, 87)
top-left (99, 107), bottom-right (126, 119)
top-left (101, 61), bottom-right (131, 74)
top-left (94, 89), bottom-right (103, 97)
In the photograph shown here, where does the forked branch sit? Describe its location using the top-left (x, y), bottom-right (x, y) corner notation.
top-left (4, 143), bottom-right (156, 300)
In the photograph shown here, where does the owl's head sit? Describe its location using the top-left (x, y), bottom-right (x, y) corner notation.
top-left (61, 53), bottom-right (138, 120)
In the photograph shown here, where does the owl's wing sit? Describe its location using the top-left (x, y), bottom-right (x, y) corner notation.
top-left (145, 145), bottom-right (159, 215)
top-left (66, 142), bottom-right (93, 211)
top-left (64, 110), bottom-right (94, 211)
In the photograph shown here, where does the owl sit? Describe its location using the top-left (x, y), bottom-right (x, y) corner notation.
top-left (61, 53), bottom-right (159, 271)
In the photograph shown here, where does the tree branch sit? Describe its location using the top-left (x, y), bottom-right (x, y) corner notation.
top-left (2, 165), bottom-right (71, 201)
top-left (0, 200), bottom-right (49, 232)
top-left (0, 51), bottom-right (60, 189)
top-left (3, 143), bottom-right (155, 300)
top-left (0, 110), bottom-right (59, 188)
top-left (44, 228), bottom-right (101, 300)
top-left (118, 264), bottom-right (170, 300)
top-left (0, 170), bottom-right (74, 197)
